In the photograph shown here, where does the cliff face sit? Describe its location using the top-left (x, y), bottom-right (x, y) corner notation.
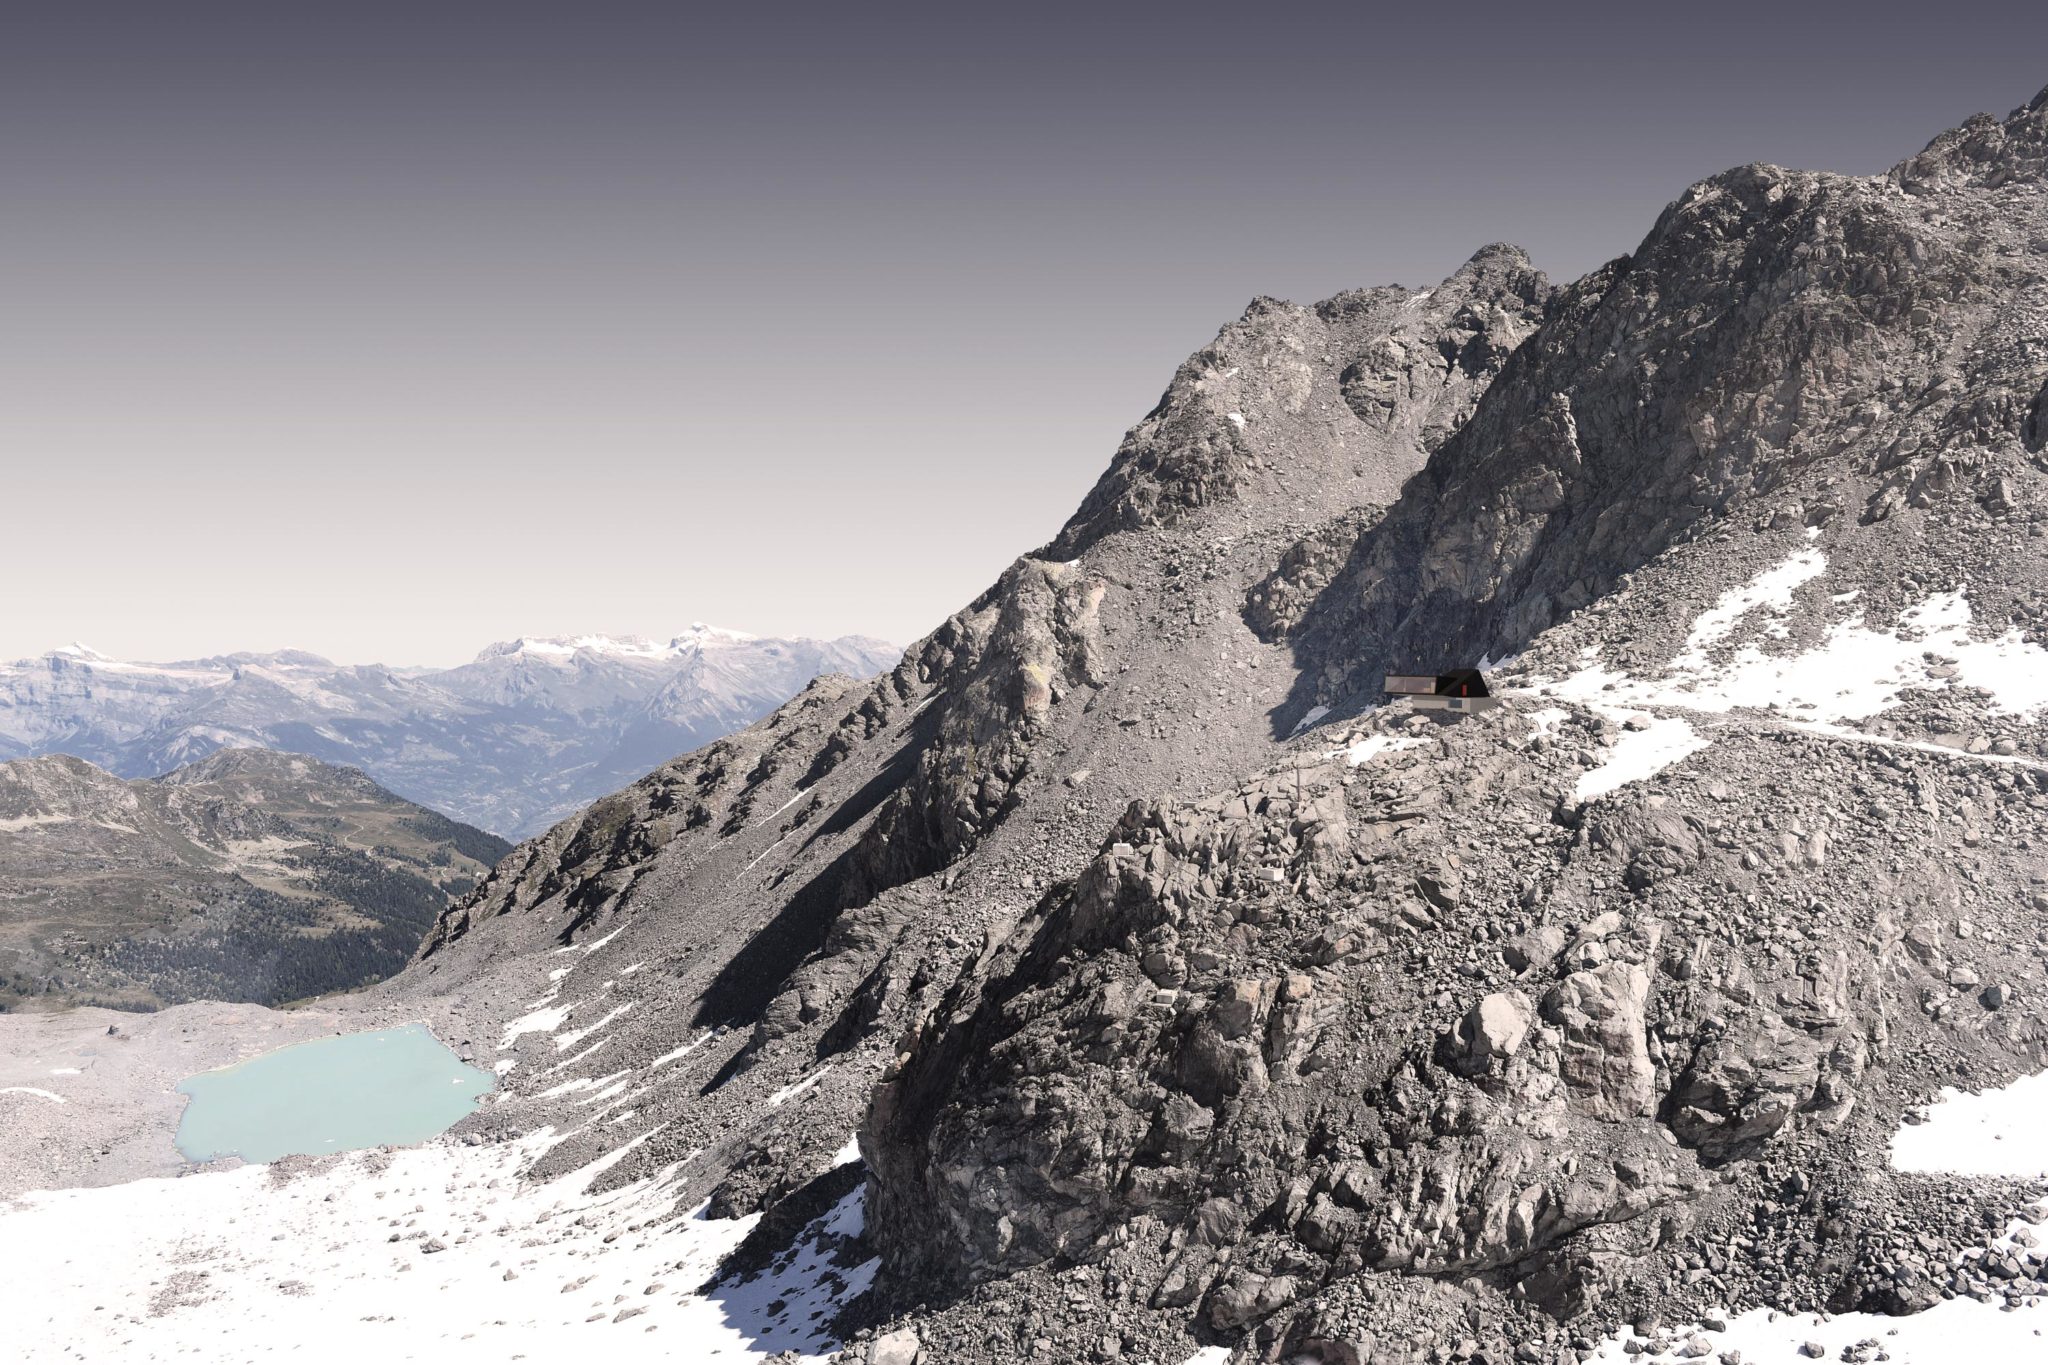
top-left (851, 86), bottom-right (2048, 1361)
top-left (392, 86), bottom-right (2048, 1365)
top-left (1049, 245), bottom-right (1552, 558)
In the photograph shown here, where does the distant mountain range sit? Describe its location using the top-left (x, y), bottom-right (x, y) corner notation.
top-left (0, 748), bottom-right (509, 1011)
top-left (0, 628), bottom-right (899, 838)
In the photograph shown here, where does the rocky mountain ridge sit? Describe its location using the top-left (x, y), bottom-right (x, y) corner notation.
top-left (360, 83), bottom-right (2048, 1365)
top-left (0, 627), bottom-right (898, 838)
top-left (0, 748), bottom-right (509, 1010)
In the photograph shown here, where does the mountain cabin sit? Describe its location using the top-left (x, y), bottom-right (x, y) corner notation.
top-left (1383, 669), bottom-right (1500, 714)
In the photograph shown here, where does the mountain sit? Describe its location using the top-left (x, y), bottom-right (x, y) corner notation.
top-left (0, 749), bottom-right (510, 1011)
top-left (16, 83), bottom-right (2048, 1365)
top-left (372, 84), bottom-right (2048, 1363)
top-left (0, 627), bottom-right (900, 838)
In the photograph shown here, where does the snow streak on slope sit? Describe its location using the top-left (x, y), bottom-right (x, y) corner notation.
top-left (0, 1132), bottom-right (876, 1364)
top-left (1335, 734), bottom-right (1427, 766)
top-left (1533, 548), bottom-right (2048, 799)
top-left (1573, 716), bottom-right (1709, 802)
top-left (0, 1086), bottom-right (67, 1103)
top-left (1584, 1256), bottom-right (2048, 1365)
top-left (1550, 549), bottom-right (2048, 722)
top-left (1671, 547), bottom-right (1826, 668)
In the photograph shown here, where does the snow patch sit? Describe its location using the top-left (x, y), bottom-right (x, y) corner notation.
top-left (499, 1001), bottom-right (575, 1050)
top-left (1585, 1220), bottom-right (2048, 1365)
top-left (1524, 707), bottom-right (1568, 745)
top-left (0, 1086), bottom-right (65, 1103)
top-left (1573, 716), bottom-right (1709, 801)
top-left (768, 1066), bottom-right (832, 1107)
top-left (1529, 550), bottom-right (2048, 797)
top-left (580, 926), bottom-right (625, 956)
top-left (1673, 548), bottom-right (1825, 668)
top-left (1337, 735), bottom-right (1425, 766)
top-left (1546, 555), bottom-right (2048, 725)
top-left (745, 833), bottom-right (791, 873)
top-left (1890, 1069), bottom-right (2048, 1177)
top-left (652, 1031), bottom-right (716, 1069)
top-left (1290, 704), bottom-right (1331, 736)
top-left (758, 788), bottom-right (812, 827)
top-left (554, 1002), bottom-right (635, 1053)
top-left (532, 1071), bottom-right (630, 1102)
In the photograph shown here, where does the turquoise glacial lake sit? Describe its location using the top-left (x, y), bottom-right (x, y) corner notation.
top-left (174, 1023), bottom-right (494, 1164)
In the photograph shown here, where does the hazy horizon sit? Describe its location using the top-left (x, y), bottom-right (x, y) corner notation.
top-left (8, 629), bottom-right (895, 673)
top-left (7, 3), bottom-right (2047, 667)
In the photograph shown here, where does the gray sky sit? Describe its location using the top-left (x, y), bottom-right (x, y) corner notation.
top-left (5, 2), bottom-right (2045, 666)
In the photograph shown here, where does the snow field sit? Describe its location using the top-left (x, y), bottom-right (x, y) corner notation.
top-left (0, 1129), bottom-right (876, 1364)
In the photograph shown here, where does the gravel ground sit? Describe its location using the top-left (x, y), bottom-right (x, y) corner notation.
top-left (0, 998), bottom-right (440, 1199)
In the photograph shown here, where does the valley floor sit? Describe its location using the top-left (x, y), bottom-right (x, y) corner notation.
top-left (0, 1002), bottom-right (376, 1199)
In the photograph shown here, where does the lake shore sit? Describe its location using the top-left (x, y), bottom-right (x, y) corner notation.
top-left (0, 999), bottom-right (394, 1199)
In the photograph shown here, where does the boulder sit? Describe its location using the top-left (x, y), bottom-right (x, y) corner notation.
top-left (870, 1327), bottom-right (922, 1365)
top-left (1505, 924), bottom-right (1567, 973)
top-left (1457, 990), bottom-right (1535, 1070)
top-left (1544, 964), bottom-right (1654, 1120)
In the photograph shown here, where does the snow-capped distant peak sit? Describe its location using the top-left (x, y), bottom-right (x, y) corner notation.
top-left (51, 642), bottom-right (109, 662)
top-left (673, 623), bottom-right (760, 649)
top-left (481, 635), bottom-right (676, 662)
top-left (475, 627), bottom-right (763, 664)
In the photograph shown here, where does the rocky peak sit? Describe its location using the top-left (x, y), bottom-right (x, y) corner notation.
top-left (674, 622), bottom-right (763, 649)
top-left (1890, 83), bottom-right (2048, 194)
top-left (1046, 247), bottom-right (1553, 559)
top-left (474, 634), bottom-right (678, 663)
top-left (152, 745), bottom-right (321, 786)
top-left (1266, 102), bottom-right (2048, 711)
top-left (0, 751), bottom-right (134, 810)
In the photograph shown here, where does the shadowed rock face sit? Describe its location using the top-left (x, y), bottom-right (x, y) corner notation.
top-left (859, 723), bottom-right (1907, 1313)
top-left (389, 86), bottom-right (2048, 1365)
